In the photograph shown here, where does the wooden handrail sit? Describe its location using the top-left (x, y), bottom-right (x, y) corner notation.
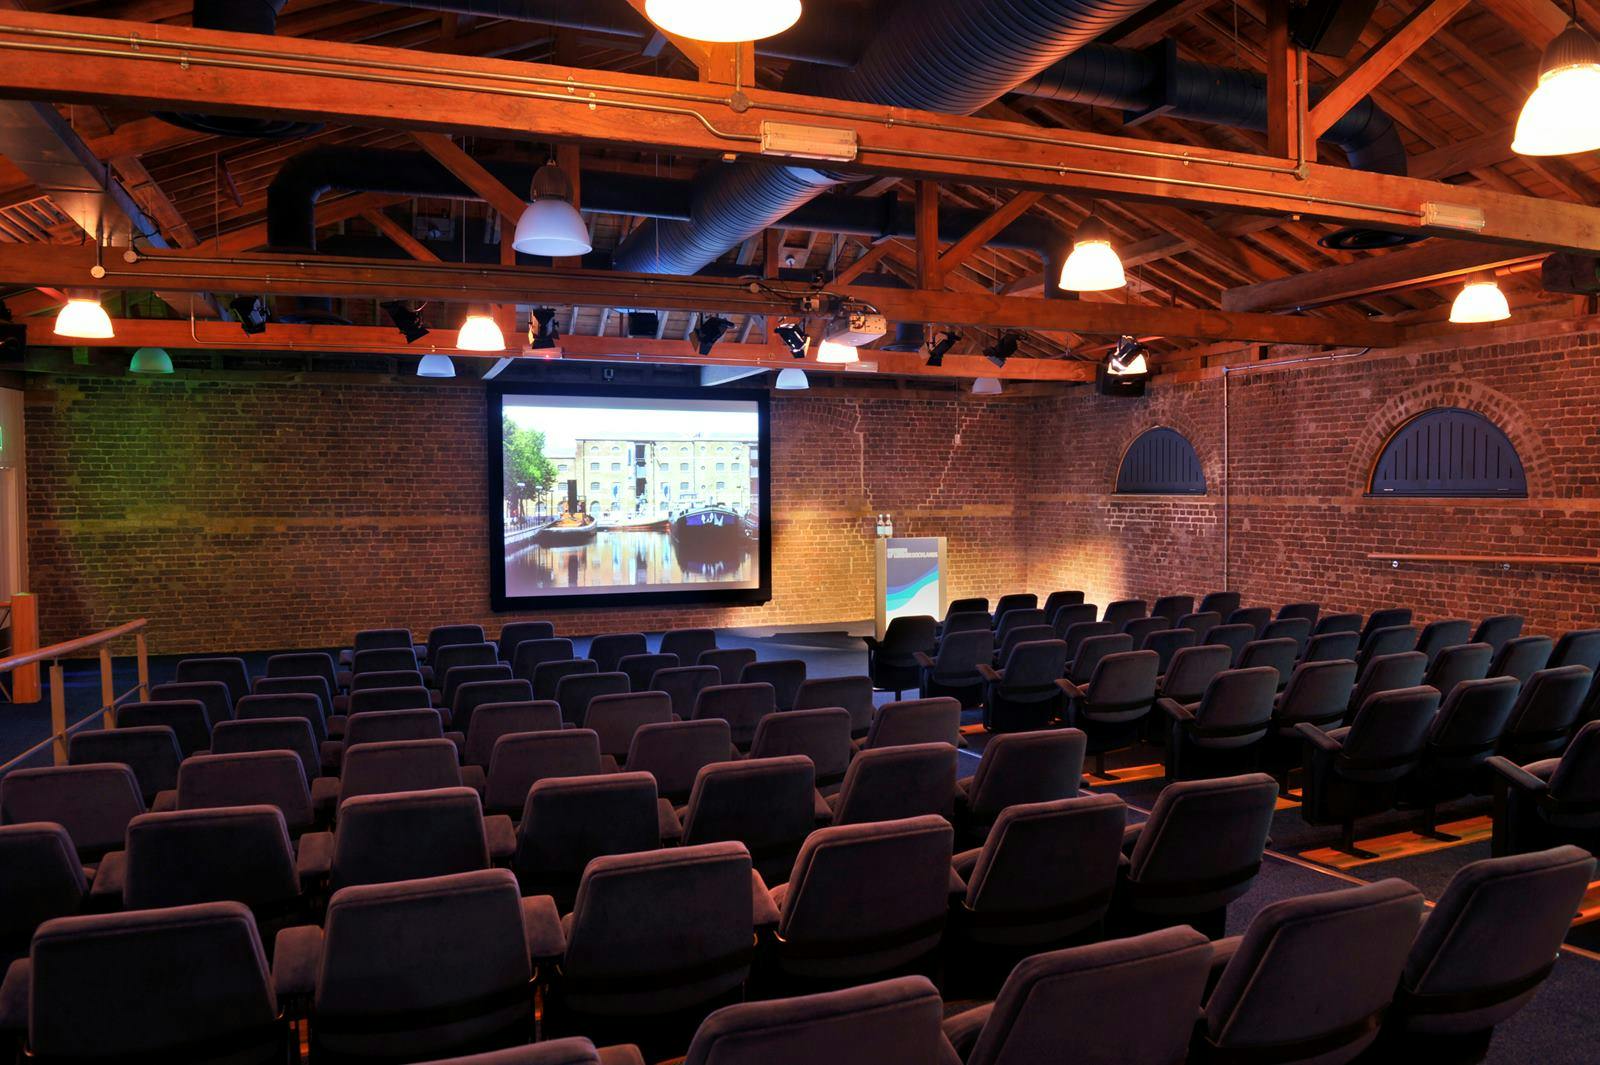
top-left (0, 617), bottom-right (148, 673)
top-left (1367, 553), bottom-right (1600, 566)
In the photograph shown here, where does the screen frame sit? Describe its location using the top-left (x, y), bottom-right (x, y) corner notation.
top-left (487, 382), bottom-right (773, 612)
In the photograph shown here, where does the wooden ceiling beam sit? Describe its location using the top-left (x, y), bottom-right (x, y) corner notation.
top-left (1308, 0), bottom-right (1473, 138)
top-left (935, 190), bottom-right (1044, 279)
top-left (1223, 241), bottom-right (1544, 314)
top-left (410, 131), bottom-right (526, 224)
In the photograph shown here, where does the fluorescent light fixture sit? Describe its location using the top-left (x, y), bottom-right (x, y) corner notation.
top-left (775, 367), bottom-right (809, 390)
top-left (54, 295), bottom-right (114, 339)
top-left (971, 377), bottom-right (1003, 396)
top-left (128, 347), bottom-right (174, 375)
top-left (1449, 276), bottom-right (1512, 324)
top-left (457, 313), bottom-right (507, 352)
top-left (643, 0), bottom-right (801, 42)
top-left (815, 338), bottom-right (859, 364)
top-left (1059, 212), bottom-right (1126, 292)
top-left (760, 121), bottom-right (858, 162)
top-left (513, 161), bottom-right (592, 257)
top-left (417, 353), bottom-right (456, 378)
top-left (1513, 15), bottom-right (1600, 156)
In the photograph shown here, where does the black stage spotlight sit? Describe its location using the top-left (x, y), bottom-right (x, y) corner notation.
top-left (773, 320), bottom-right (809, 358)
top-left (380, 301), bottom-right (430, 344)
top-left (529, 307), bottom-right (561, 350)
top-left (229, 295), bottom-right (269, 336)
top-left (693, 314), bottom-right (734, 355)
top-left (983, 331), bottom-right (1021, 368)
top-left (1097, 334), bottom-right (1151, 397)
top-left (925, 328), bottom-right (961, 367)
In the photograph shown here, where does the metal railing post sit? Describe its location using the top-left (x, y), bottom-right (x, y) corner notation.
top-left (99, 645), bottom-right (115, 727)
top-left (135, 632), bottom-right (149, 700)
top-left (49, 661), bottom-right (66, 765)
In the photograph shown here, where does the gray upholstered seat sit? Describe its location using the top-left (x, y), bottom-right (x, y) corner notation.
top-left (981, 639), bottom-right (1070, 733)
top-left (1121, 616), bottom-right (1171, 650)
top-left (1200, 592), bottom-right (1240, 619)
top-left (348, 685), bottom-right (433, 717)
top-left (175, 750), bottom-right (317, 835)
top-left (340, 739), bottom-right (464, 805)
top-left (618, 652), bottom-right (679, 694)
top-left (485, 728), bottom-right (603, 817)
top-left (993, 625), bottom-right (1057, 670)
top-left (1425, 642), bottom-right (1494, 702)
top-left (1315, 612), bottom-right (1363, 635)
top-left (748, 708), bottom-right (852, 790)
top-left (422, 624), bottom-right (487, 665)
top-left (556, 671), bottom-right (629, 727)
top-left (1278, 603), bottom-right (1320, 625)
top-left (859, 696), bottom-right (961, 751)
top-left (1160, 667), bottom-right (1279, 781)
top-left (1065, 633), bottom-right (1131, 686)
top-left (1064, 649), bottom-right (1158, 775)
top-left (1489, 720), bottom-right (1600, 856)
top-left (700, 647), bottom-right (759, 689)
top-left (828, 742), bottom-right (956, 826)
top-left (462, 700), bottom-right (562, 769)
top-left (237, 691), bottom-right (329, 744)
top-left (1227, 606), bottom-right (1271, 637)
top-left (918, 629), bottom-right (992, 710)
top-left (588, 633), bottom-right (648, 674)
top-left (0, 764), bottom-right (145, 861)
top-left (660, 628), bottom-right (718, 667)
top-left (1260, 617), bottom-right (1311, 655)
top-left (1301, 630), bottom-right (1359, 665)
top-left (1158, 644), bottom-right (1231, 705)
top-left (1361, 608), bottom-right (1415, 646)
top-left (349, 671), bottom-right (426, 696)
top-left (1102, 599), bottom-right (1147, 630)
top-left (1489, 635), bottom-right (1554, 687)
top-left (68, 725), bottom-right (182, 804)
top-left (212, 716), bottom-right (322, 781)
top-left (1347, 650), bottom-right (1428, 721)
top-left (0, 823), bottom-right (87, 966)
top-left (587, 691), bottom-right (674, 760)
top-left (740, 660), bottom-right (806, 711)
top-left (319, 787), bottom-right (498, 891)
top-left (1151, 594), bottom-right (1193, 623)
top-left (352, 646), bottom-right (421, 678)
top-left (253, 675), bottom-right (336, 724)
top-left (433, 643), bottom-right (501, 705)
top-left (1472, 614), bottom-right (1524, 656)
top-left (1205, 624), bottom-right (1257, 668)
top-left (618, 718), bottom-right (734, 803)
top-left (496, 620), bottom-right (555, 661)
top-left (534, 659), bottom-right (600, 703)
top-left (1143, 627), bottom-right (1197, 674)
top-left (1498, 665), bottom-right (1592, 764)
top-left (993, 593), bottom-right (1038, 621)
top-left (864, 619), bottom-right (937, 700)
top-left (994, 609), bottom-right (1048, 651)
top-left (266, 651), bottom-right (339, 694)
top-left (794, 675), bottom-right (876, 739)
top-left (955, 729), bottom-right (1084, 844)
top-left (1416, 618), bottom-right (1473, 667)
top-left (1049, 604), bottom-right (1098, 640)
top-left (410, 1038), bottom-right (643, 1065)
top-left (1265, 659), bottom-right (1358, 785)
top-left (115, 805), bottom-right (303, 916)
top-left (1176, 611), bottom-right (1222, 642)
top-left (1550, 628), bottom-right (1600, 672)
top-left (1044, 590), bottom-right (1087, 620)
top-left (674, 756), bottom-right (817, 883)
top-left (512, 772), bottom-right (661, 907)
top-left (1237, 637), bottom-right (1298, 691)
top-left (512, 638), bottom-right (576, 684)
top-left (693, 683), bottom-right (776, 751)
top-left (1407, 676), bottom-right (1520, 835)
top-left (118, 699), bottom-right (212, 758)
top-left (451, 679), bottom-right (537, 741)
top-left (175, 656), bottom-right (251, 708)
top-left (651, 665), bottom-right (720, 721)
top-left (1357, 625), bottom-right (1419, 674)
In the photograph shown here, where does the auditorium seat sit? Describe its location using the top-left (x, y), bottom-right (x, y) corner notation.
top-left (992, 593), bottom-right (1038, 623)
top-left (1048, 603), bottom-right (1098, 639)
top-left (570, 691), bottom-right (671, 763)
top-left (534, 659), bottom-right (600, 702)
top-left (352, 646), bottom-right (421, 679)
top-left (339, 739), bottom-right (468, 806)
top-left (651, 665), bottom-right (720, 721)
top-left (1237, 636), bottom-right (1298, 690)
top-left (943, 926), bottom-right (1210, 1065)
top-left (1276, 601), bottom-right (1321, 626)
top-left (1120, 616), bottom-right (1169, 650)
top-left (1143, 627), bottom-right (1197, 674)
top-left (1498, 665), bottom-right (1592, 763)
top-left (748, 709), bottom-right (852, 791)
top-left (1114, 773), bottom-right (1277, 938)
top-left (344, 627), bottom-right (414, 664)
top-left (211, 717), bottom-right (322, 782)
top-left (794, 675), bottom-right (875, 738)
top-left (1489, 634), bottom-right (1554, 686)
top-left (497, 620), bottom-right (554, 661)
top-left (431, 642), bottom-right (501, 703)
top-left (948, 794), bottom-right (1126, 989)
top-left (1266, 659), bottom-right (1358, 785)
top-left (68, 725), bottom-right (181, 805)
top-left (941, 598), bottom-right (990, 631)
top-left (827, 742), bottom-right (956, 825)
top-left (1176, 611), bottom-right (1222, 641)
top-left (614, 718), bottom-right (733, 804)
top-left (421, 623), bottom-right (486, 667)
top-left (1472, 614), bottom-right (1525, 656)
top-left (1065, 633), bottom-right (1132, 686)
top-left (993, 607), bottom-right (1047, 644)
top-left (512, 773), bottom-right (662, 905)
top-left (1315, 611), bottom-right (1363, 635)
top-left (1227, 606), bottom-right (1271, 637)
top-left (171, 750), bottom-right (321, 835)
top-left (1, 764), bottom-right (144, 862)
top-left (1361, 608), bottom-right (1416, 647)
top-left (1203, 623), bottom-right (1255, 667)
top-left (254, 674), bottom-right (337, 721)
top-left (767, 815), bottom-right (953, 986)
top-left (414, 1038), bottom-right (643, 1065)
top-left (1157, 644), bottom-right (1231, 706)
top-left (175, 655), bottom-right (251, 708)
top-left (993, 623), bottom-right (1055, 669)
top-left (0, 823), bottom-right (86, 968)
top-left (461, 700), bottom-right (561, 769)
top-left (693, 683), bottom-right (775, 751)
top-left (1550, 628), bottom-right (1600, 672)
top-left (324, 708), bottom-right (448, 771)
top-left (740, 660), bottom-right (806, 712)
top-left (349, 670), bottom-right (427, 697)
top-left (275, 869), bottom-right (533, 1061)
top-left (453, 679), bottom-right (537, 741)
top-left (1373, 846), bottom-right (1595, 1060)
top-left (1301, 630), bottom-right (1359, 665)
top-left (857, 696), bottom-right (961, 751)
top-left (437, 665), bottom-right (515, 714)
top-left (512, 638), bottom-right (576, 683)
top-left (862, 617), bottom-right (936, 701)
top-left (619, 652), bottom-right (678, 693)
top-left (939, 611), bottom-right (993, 644)
top-left (125, 695), bottom-right (214, 756)
top-left (660, 628), bottom-right (718, 666)
top-left (1260, 616), bottom-right (1311, 655)
top-left (1298, 686), bottom-right (1442, 858)
top-left (1489, 721), bottom-right (1600, 857)
top-left (265, 651), bottom-right (340, 697)
top-left (1063, 650), bottom-right (1158, 776)
top-left (1426, 642), bottom-right (1494, 702)
top-left (1407, 676), bottom-right (1521, 836)
top-left (682, 976), bottom-right (959, 1065)
top-left (1043, 589), bottom-right (1087, 619)
top-left (557, 671), bottom-right (628, 726)
top-left (348, 684), bottom-right (434, 719)
top-left (669, 757), bottom-right (817, 882)
top-left (915, 626), bottom-right (985, 710)
top-left (1189, 878), bottom-right (1423, 1064)
top-left (3, 901), bottom-right (287, 1063)
top-left (980, 639), bottom-right (1070, 733)
top-left (1160, 667), bottom-right (1278, 782)
top-left (1347, 650), bottom-right (1428, 722)
top-left (1416, 618), bottom-right (1473, 667)
top-left (700, 647), bottom-right (760, 688)
top-left (308, 787), bottom-right (507, 891)
top-left (589, 633), bottom-right (649, 674)
top-left (485, 731), bottom-right (602, 819)
top-left (237, 690), bottom-right (329, 744)
top-left (954, 729), bottom-right (1085, 844)
top-left (1102, 599), bottom-right (1147, 630)
top-left (533, 843), bottom-right (759, 1053)
top-left (1151, 594), bottom-right (1194, 624)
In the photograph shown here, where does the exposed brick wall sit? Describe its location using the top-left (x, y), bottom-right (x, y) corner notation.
top-left (23, 376), bottom-right (1031, 652)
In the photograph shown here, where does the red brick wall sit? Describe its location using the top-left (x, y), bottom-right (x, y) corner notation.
top-left (23, 375), bottom-right (1033, 652)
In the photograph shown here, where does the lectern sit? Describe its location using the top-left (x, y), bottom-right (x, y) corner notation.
top-left (874, 536), bottom-right (947, 640)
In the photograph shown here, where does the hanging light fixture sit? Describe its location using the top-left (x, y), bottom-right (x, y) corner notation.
top-left (512, 159), bottom-right (592, 257)
top-left (54, 293), bottom-right (114, 339)
top-left (1059, 211), bottom-right (1126, 292)
top-left (1449, 273), bottom-right (1512, 324)
top-left (775, 367), bottom-right (810, 390)
top-left (815, 338), bottom-right (859, 364)
top-left (1512, 3), bottom-right (1600, 156)
top-left (456, 311), bottom-right (507, 352)
top-left (774, 321), bottom-right (810, 358)
top-left (643, 0), bottom-right (801, 43)
top-left (971, 377), bottom-right (1003, 396)
top-left (127, 347), bottom-right (174, 375)
top-left (417, 353), bottom-right (457, 378)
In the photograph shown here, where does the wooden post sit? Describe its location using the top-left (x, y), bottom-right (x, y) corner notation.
top-left (135, 631), bottom-right (149, 700)
top-left (48, 661), bottom-right (65, 765)
top-left (8, 592), bottom-right (39, 702)
top-left (1265, 4), bottom-right (1310, 165)
top-left (98, 644), bottom-right (114, 726)
top-left (916, 181), bottom-right (942, 290)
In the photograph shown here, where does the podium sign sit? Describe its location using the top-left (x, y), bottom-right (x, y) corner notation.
top-left (875, 537), bottom-right (947, 640)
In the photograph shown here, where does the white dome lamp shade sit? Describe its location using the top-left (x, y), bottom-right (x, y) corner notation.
top-left (815, 338), bottom-right (859, 364)
top-left (456, 311), bottom-right (507, 352)
top-left (1449, 274), bottom-right (1512, 325)
top-left (1059, 211), bottom-right (1126, 292)
top-left (775, 367), bottom-right (809, 390)
top-left (128, 347), bottom-right (174, 375)
top-left (512, 161), bottom-right (592, 258)
top-left (54, 292), bottom-right (114, 339)
top-left (417, 353), bottom-right (457, 378)
top-left (1512, 10), bottom-right (1600, 156)
top-left (971, 377), bottom-right (1003, 396)
top-left (643, 0), bottom-right (802, 42)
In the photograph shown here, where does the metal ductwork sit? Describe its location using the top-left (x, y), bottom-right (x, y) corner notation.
top-left (612, 0), bottom-right (1155, 278)
top-left (157, 0), bottom-right (322, 138)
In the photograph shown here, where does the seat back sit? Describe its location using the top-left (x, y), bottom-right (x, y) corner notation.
top-left (1198, 591), bottom-right (1241, 617)
top-left (1050, 603), bottom-right (1098, 638)
top-left (1120, 616), bottom-right (1170, 649)
top-left (0, 823), bottom-right (86, 949)
top-left (343, 708), bottom-right (444, 748)
top-left (252, 675), bottom-right (335, 721)
top-left (1361, 608), bottom-right (1415, 646)
top-left (0, 764), bottom-right (145, 859)
top-left (993, 593), bottom-right (1038, 621)
top-left (994, 608), bottom-right (1047, 646)
top-left (934, 628), bottom-right (994, 677)
top-left (1187, 668), bottom-right (1278, 744)
top-left (1426, 642), bottom-right (1494, 701)
top-left (353, 628), bottom-right (413, 654)
top-left (833, 742), bottom-right (956, 825)
top-left (353, 646), bottom-right (420, 676)
top-left (211, 717), bottom-right (321, 781)
top-left (120, 697), bottom-right (212, 757)
top-left (340, 739), bottom-right (461, 802)
top-left (1159, 644), bottom-right (1231, 704)
top-left (1274, 660), bottom-right (1358, 730)
top-left (1176, 611), bottom-right (1222, 642)
top-left (1301, 630), bottom-right (1359, 665)
top-left (440, 660), bottom-right (512, 713)
top-left (485, 729), bottom-right (603, 816)
top-left (1416, 618), bottom-right (1473, 667)
top-left (1551, 629), bottom-right (1600, 672)
top-left (1144, 627), bottom-right (1197, 674)
top-left (1126, 774), bottom-right (1278, 910)
top-left (944, 597), bottom-right (989, 622)
top-left (652, 665), bottom-right (721, 721)
top-left (316, 869), bottom-right (529, 1059)
top-left (1203, 879), bottom-right (1423, 1060)
top-left (1067, 633), bottom-right (1131, 685)
top-left (124, 805), bottom-right (298, 910)
top-left (1350, 651), bottom-right (1428, 713)
top-left (1339, 686), bottom-right (1442, 782)
top-left (176, 750), bottom-right (314, 832)
top-left (586, 690), bottom-right (674, 759)
top-left (626, 718), bottom-right (733, 802)
top-left (425, 624), bottom-right (486, 664)
top-left (966, 730), bottom-right (1085, 822)
top-left (174, 656), bottom-right (250, 708)
top-left (1428, 676), bottom-right (1521, 769)
top-left (265, 652), bottom-right (338, 692)
top-left (1043, 589), bottom-right (1087, 618)
top-left (512, 637), bottom-right (576, 683)
top-left (1080, 650), bottom-right (1158, 723)
top-left (681, 757), bottom-right (817, 872)
top-left (462, 700), bottom-right (561, 768)
top-left (1276, 602), bottom-right (1320, 626)
top-left (1314, 612), bottom-right (1362, 636)
top-left (699, 647), bottom-right (759, 687)
top-left (68, 725), bottom-right (182, 803)
top-left (942, 611), bottom-right (993, 639)
top-left (236, 691), bottom-right (328, 744)
top-left (660, 628), bottom-right (718, 666)
top-left (1473, 614), bottom-right (1525, 655)
top-left (750, 708), bottom-right (853, 786)
top-left (693, 683), bottom-right (777, 749)
top-left (497, 620), bottom-right (555, 660)
top-left (1259, 617), bottom-right (1311, 654)
top-left (28, 901), bottom-right (279, 1061)
top-left (1102, 599), bottom-right (1147, 630)
top-left (965, 927), bottom-right (1211, 1065)
top-left (434, 643), bottom-right (500, 697)
top-left (865, 697), bottom-right (961, 750)
top-left (514, 773), bottom-right (660, 898)
top-left (1236, 638), bottom-right (1298, 689)
top-left (588, 632), bottom-right (648, 673)
top-left (1547, 720), bottom-right (1600, 805)
top-left (1501, 666), bottom-right (1592, 761)
top-left (619, 652), bottom-right (679, 693)
top-left (348, 685), bottom-right (433, 717)
top-left (446, 675), bottom-right (534, 737)
top-left (794, 675), bottom-right (875, 737)
top-left (1205, 624), bottom-right (1257, 667)
top-left (996, 624), bottom-right (1057, 667)
top-left (1490, 635), bottom-right (1554, 686)
top-left (1151, 595), bottom-right (1194, 624)
top-left (1227, 606), bottom-right (1271, 637)
top-left (332, 787), bottom-right (489, 890)
top-left (533, 658), bottom-right (599, 702)
top-left (740, 659), bottom-right (806, 710)
top-left (349, 670), bottom-right (426, 695)
top-left (556, 670), bottom-right (629, 726)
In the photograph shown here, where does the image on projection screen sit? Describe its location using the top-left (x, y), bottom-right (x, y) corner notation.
top-left (498, 393), bottom-right (765, 601)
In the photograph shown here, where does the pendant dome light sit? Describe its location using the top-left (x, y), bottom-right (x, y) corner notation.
top-left (1059, 211), bottom-right (1126, 292)
top-left (643, 0), bottom-right (801, 43)
top-left (54, 293), bottom-right (114, 339)
top-left (1449, 274), bottom-right (1512, 325)
top-left (456, 311), bottom-right (507, 352)
top-left (512, 159), bottom-right (592, 257)
top-left (417, 353), bottom-right (457, 378)
top-left (1512, 3), bottom-right (1600, 156)
top-left (774, 367), bottom-right (809, 390)
top-left (128, 347), bottom-right (174, 375)
top-left (815, 338), bottom-right (859, 364)
top-left (971, 377), bottom-right (1003, 396)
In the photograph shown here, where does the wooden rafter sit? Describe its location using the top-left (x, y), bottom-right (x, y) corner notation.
top-left (1308, 0), bottom-right (1474, 138)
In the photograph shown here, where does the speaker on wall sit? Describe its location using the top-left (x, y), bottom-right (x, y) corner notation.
top-left (1289, 0), bottom-right (1381, 58)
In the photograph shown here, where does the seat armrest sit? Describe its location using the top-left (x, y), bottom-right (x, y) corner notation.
top-left (521, 894), bottom-right (566, 963)
top-left (0, 959), bottom-right (29, 1036)
top-left (596, 1047), bottom-right (647, 1065)
top-left (295, 832), bottom-right (334, 885)
top-left (813, 789), bottom-right (834, 825)
top-left (942, 1003), bottom-right (992, 1061)
top-left (1487, 755), bottom-right (1548, 792)
top-left (310, 777), bottom-right (341, 825)
top-left (1293, 722), bottom-right (1343, 753)
top-left (976, 663), bottom-right (1002, 683)
top-left (1121, 822), bottom-right (1144, 855)
top-left (1204, 935), bottom-right (1243, 1000)
top-left (90, 850), bottom-right (127, 901)
top-left (861, 636), bottom-right (880, 652)
top-left (914, 651), bottom-right (936, 669)
top-left (484, 814), bottom-right (516, 863)
top-left (327, 714), bottom-right (347, 738)
top-left (272, 925), bottom-right (324, 1002)
top-left (1056, 678), bottom-right (1085, 697)
top-left (599, 753), bottom-right (621, 774)
top-left (951, 847), bottom-right (982, 881)
top-left (751, 870), bottom-right (781, 930)
top-left (657, 799), bottom-right (684, 843)
top-left (947, 866), bottom-right (968, 900)
top-left (150, 789), bottom-right (177, 813)
top-left (1157, 697), bottom-right (1193, 723)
